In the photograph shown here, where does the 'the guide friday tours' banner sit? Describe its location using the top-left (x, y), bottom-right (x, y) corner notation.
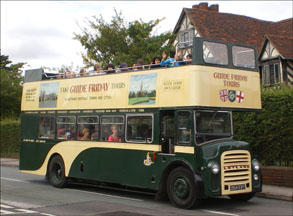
top-left (21, 66), bottom-right (261, 111)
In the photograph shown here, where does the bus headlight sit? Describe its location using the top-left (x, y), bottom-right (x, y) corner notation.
top-left (254, 174), bottom-right (259, 181)
top-left (252, 159), bottom-right (260, 171)
top-left (208, 161), bottom-right (220, 174)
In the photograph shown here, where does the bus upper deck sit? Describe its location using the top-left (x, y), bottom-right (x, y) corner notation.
top-left (22, 37), bottom-right (261, 112)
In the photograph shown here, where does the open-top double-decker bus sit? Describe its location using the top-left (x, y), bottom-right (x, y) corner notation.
top-left (20, 37), bottom-right (262, 209)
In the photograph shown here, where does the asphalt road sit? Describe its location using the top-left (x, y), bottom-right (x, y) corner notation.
top-left (1, 166), bottom-right (292, 216)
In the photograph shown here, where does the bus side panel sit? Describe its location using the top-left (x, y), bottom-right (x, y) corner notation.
top-left (19, 114), bottom-right (53, 171)
top-left (20, 114), bottom-right (38, 138)
top-left (19, 141), bottom-right (54, 171)
top-left (68, 148), bottom-right (196, 190)
top-left (69, 148), bottom-right (159, 189)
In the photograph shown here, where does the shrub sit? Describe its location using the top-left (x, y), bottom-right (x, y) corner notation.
top-left (0, 118), bottom-right (20, 157)
top-left (233, 85), bottom-right (293, 166)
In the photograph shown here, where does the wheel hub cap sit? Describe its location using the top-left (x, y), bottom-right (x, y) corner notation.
top-left (173, 177), bottom-right (189, 199)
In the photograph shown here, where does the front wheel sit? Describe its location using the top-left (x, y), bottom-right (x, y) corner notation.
top-left (167, 167), bottom-right (200, 209)
top-left (229, 192), bottom-right (255, 201)
top-left (48, 155), bottom-right (67, 188)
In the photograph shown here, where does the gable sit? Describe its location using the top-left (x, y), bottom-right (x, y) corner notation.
top-left (260, 40), bottom-right (280, 61)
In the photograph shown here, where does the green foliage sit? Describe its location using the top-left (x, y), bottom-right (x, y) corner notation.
top-left (0, 119), bottom-right (20, 157)
top-left (233, 85), bottom-right (293, 166)
top-left (74, 9), bottom-right (176, 69)
top-left (0, 54), bottom-right (25, 119)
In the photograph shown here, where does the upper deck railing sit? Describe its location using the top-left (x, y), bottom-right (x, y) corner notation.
top-left (24, 37), bottom-right (259, 83)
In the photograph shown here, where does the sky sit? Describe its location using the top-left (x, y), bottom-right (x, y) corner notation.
top-left (1, 1), bottom-right (292, 73)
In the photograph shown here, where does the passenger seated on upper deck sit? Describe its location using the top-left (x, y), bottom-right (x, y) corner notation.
top-left (150, 56), bottom-right (161, 68)
top-left (185, 54), bottom-right (192, 65)
top-left (79, 68), bottom-right (86, 77)
top-left (133, 59), bottom-right (144, 71)
top-left (160, 51), bottom-right (179, 67)
top-left (175, 49), bottom-right (186, 66)
top-left (56, 73), bottom-right (63, 79)
top-left (105, 63), bottom-right (115, 74)
top-left (90, 63), bottom-right (104, 75)
top-left (64, 69), bottom-right (72, 78)
top-left (119, 62), bottom-right (129, 72)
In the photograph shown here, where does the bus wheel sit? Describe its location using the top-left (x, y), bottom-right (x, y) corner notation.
top-left (167, 167), bottom-right (199, 209)
top-left (229, 192), bottom-right (255, 201)
top-left (48, 155), bottom-right (67, 188)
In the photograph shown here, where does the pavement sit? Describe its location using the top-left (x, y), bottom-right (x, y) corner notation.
top-left (1, 158), bottom-right (292, 202)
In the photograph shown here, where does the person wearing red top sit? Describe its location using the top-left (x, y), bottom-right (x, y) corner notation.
top-left (107, 124), bottom-right (121, 142)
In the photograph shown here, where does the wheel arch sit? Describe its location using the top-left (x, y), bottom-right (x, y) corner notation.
top-left (155, 159), bottom-right (197, 201)
top-left (46, 153), bottom-right (64, 177)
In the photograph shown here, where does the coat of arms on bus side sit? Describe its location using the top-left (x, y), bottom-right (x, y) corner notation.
top-left (228, 90), bottom-right (236, 102)
top-left (143, 152), bottom-right (154, 166)
top-left (220, 89), bottom-right (245, 103)
top-left (219, 89), bottom-right (228, 102)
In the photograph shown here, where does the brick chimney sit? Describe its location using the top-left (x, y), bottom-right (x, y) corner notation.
top-left (192, 2), bottom-right (219, 12)
top-left (198, 2), bottom-right (209, 10)
top-left (209, 4), bottom-right (219, 12)
top-left (192, 4), bottom-right (199, 9)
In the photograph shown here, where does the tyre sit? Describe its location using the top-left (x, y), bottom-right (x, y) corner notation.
top-left (167, 167), bottom-right (200, 209)
top-left (229, 192), bottom-right (255, 201)
top-left (48, 155), bottom-right (67, 188)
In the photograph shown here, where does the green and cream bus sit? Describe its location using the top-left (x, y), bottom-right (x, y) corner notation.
top-left (20, 37), bottom-right (262, 209)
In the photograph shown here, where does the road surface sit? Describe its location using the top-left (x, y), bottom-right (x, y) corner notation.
top-left (1, 166), bottom-right (292, 216)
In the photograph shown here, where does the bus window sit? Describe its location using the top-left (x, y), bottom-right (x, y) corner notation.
top-left (232, 46), bottom-right (255, 69)
top-left (195, 111), bottom-right (232, 144)
top-left (126, 114), bottom-right (153, 143)
top-left (177, 111), bottom-right (192, 144)
top-left (38, 116), bottom-right (55, 139)
top-left (56, 116), bottom-right (76, 140)
top-left (100, 115), bottom-right (124, 142)
top-left (77, 116), bottom-right (99, 141)
top-left (203, 41), bottom-right (228, 65)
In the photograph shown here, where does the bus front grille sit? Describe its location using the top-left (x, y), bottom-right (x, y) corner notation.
top-left (221, 150), bottom-right (252, 195)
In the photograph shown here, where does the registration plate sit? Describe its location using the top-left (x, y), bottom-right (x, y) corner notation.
top-left (230, 184), bottom-right (245, 191)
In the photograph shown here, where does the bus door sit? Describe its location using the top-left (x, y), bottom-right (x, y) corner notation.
top-left (160, 111), bottom-right (175, 154)
top-left (175, 110), bottom-right (193, 147)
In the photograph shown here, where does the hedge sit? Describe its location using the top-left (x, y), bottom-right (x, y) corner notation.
top-left (233, 85), bottom-right (293, 166)
top-left (0, 119), bottom-right (20, 157)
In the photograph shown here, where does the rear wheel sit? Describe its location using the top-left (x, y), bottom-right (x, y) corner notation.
top-left (167, 167), bottom-right (199, 209)
top-left (229, 192), bottom-right (255, 201)
top-left (48, 155), bottom-right (67, 188)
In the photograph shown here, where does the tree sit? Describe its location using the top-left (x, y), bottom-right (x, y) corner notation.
top-left (74, 9), bottom-right (176, 68)
top-left (0, 54), bottom-right (25, 119)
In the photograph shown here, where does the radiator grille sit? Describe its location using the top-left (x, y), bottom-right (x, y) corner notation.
top-left (221, 150), bottom-right (252, 195)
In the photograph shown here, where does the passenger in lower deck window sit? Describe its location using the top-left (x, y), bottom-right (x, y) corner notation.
top-left (91, 127), bottom-right (99, 141)
top-left (108, 124), bottom-right (122, 142)
top-left (80, 128), bottom-right (90, 141)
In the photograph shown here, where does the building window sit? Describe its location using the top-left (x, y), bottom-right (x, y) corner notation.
top-left (178, 29), bottom-right (193, 49)
top-left (262, 63), bottom-right (280, 85)
top-left (38, 116), bottom-right (55, 139)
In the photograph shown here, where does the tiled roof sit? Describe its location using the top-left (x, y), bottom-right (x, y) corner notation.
top-left (265, 35), bottom-right (293, 59)
top-left (174, 4), bottom-right (293, 54)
